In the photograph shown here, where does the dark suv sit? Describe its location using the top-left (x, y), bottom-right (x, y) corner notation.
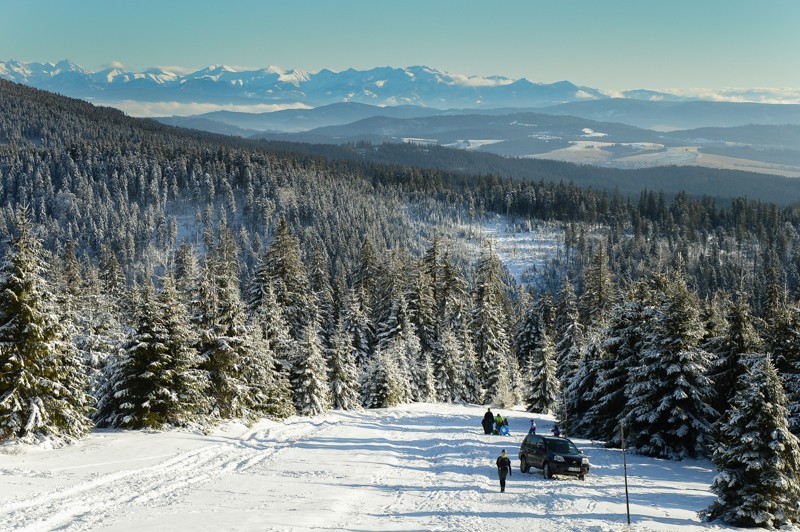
top-left (518, 433), bottom-right (590, 480)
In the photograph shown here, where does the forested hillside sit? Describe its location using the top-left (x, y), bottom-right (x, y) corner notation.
top-left (255, 140), bottom-right (800, 204)
top-left (2, 80), bottom-right (800, 526)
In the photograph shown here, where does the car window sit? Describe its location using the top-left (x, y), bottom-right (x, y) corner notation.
top-left (545, 439), bottom-right (579, 454)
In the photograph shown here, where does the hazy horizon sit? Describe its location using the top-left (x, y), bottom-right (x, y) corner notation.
top-left (3, 0), bottom-right (799, 92)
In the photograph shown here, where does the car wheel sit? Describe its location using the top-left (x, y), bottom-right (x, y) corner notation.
top-left (578, 474), bottom-right (585, 481)
top-left (543, 462), bottom-right (553, 479)
top-left (520, 456), bottom-right (530, 473)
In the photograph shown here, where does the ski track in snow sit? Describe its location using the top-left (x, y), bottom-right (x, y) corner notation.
top-left (0, 405), bottom-right (724, 531)
top-left (0, 421), bottom-right (324, 531)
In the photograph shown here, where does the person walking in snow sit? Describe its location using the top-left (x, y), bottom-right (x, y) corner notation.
top-left (482, 408), bottom-right (494, 435)
top-left (496, 449), bottom-right (512, 492)
top-left (529, 419), bottom-right (537, 434)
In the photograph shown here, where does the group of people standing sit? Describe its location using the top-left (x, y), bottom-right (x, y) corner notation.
top-left (481, 408), bottom-right (509, 435)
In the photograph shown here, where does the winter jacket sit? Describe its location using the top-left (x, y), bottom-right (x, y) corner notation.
top-left (496, 456), bottom-right (512, 473)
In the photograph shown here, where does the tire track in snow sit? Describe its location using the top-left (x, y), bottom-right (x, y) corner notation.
top-left (0, 419), bottom-right (329, 531)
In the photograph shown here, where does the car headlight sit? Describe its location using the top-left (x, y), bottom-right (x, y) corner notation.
top-left (582, 457), bottom-right (589, 465)
top-left (553, 455), bottom-right (565, 462)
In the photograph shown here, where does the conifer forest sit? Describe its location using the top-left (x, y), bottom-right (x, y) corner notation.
top-left (2, 80), bottom-right (800, 527)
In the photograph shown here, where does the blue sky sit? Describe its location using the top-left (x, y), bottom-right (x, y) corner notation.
top-left (2, 0), bottom-right (798, 89)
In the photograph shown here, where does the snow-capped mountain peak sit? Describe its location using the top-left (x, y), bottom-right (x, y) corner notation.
top-left (0, 58), bottom-right (623, 109)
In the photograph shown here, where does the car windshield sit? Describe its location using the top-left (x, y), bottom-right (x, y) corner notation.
top-left (547, 439), bottom-right (579, 454)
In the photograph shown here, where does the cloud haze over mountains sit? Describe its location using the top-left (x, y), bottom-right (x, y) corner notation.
top-left (2, 59), bottom-right (798, 117)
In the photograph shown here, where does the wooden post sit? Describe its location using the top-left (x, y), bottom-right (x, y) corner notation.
top-left (621, 423), bottom-right (631, 526)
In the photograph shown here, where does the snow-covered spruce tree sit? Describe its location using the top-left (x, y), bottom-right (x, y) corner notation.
top-left (61, 248), bottom-right (126, 398)
top-left (361, 343), bottom-right (404, 409)
top-left (98, 242), bottom-right (126, 302)
top-left (554, 276), bottom-right (585, 387)
top-left (374, 251), bottom-right (415, 353)
top-left (471, 248), bottom-right (515, 407)
top-left (341, 287), bottom-right (374, 370)
top-left (327, 317), bottom-right (361, 410)
top-left (514, 298), bottom-right (544, 379)
top-left (238, 327), bottom-right (282, 420)
top-left (460, 325), bottom-right (484, 404)
top-left (584, 280), bottom-right (654, 443)
top-left (154, 276), bottom-right (210, 424)
top-left (95, 277), bottom-right (209, 429)
top-left (562, 334), bottom-right (602, 437)
top-left (433, 321), bottom-right (464, 403)
top-left (533, 291), bottom-right (555, 340)
top-left (290, 322), bottom-right (331, 416)
top-left (525, 329), bottom-right (559, 415)
top-left (53, 239), bottom-right (82, 337)
top-left (762, 270), bottom-right (800, 434)
top-left (563, 243), bottom-right (615, 434)
top-left (398, 311), bottom-right (424, 403)
top-left (578, 242), bottom-right (615, 332)
top-left (421, 234), bottom-right (443, 305)
top-left (419, 351), bottom-right (438, 404)
top-left (173, 242), bottom-right (202, 314)
top-left (250, 282), bottom-right (295, 419)
top-left (438, 249), bottom-right (469, 327)
top-left (699, 292), bottom-right (728, 368)
top-left (0, 213), bottom-right (93, 444)
top-left (197, 216), bottom-right (260, 420)
top-left (709, 293), bottom-right (763, 420)
top-left (248, 217), bottom-right (314, 342)
top-left (373, 259), bottom-right (417, 403)
top-left (353, 236), bottom-right (380, 321)
top-left (777, 305), bottom-right (800, 434)
top-left (410, 265), bottom-right (438, 362)
top-left (703, 355), bottom-right (800, 528)
top-left (623, 273), bottom-right (717, 460)
top-left (308, 242), bottom-right (335, 349)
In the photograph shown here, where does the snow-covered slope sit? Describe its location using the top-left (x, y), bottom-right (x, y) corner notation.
top-left (0, 403), bottom-right (725, 531)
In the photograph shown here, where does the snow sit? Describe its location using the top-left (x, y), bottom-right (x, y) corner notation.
top-left (465, 215), bottom-right (564, 284)
top-left (0, 403), bottom-right (728, 531)
top-left (443, 139), bottom-right (503, 150)
top-left (401, 137), bottom-right (438, 145)
top-left (581, 128), bottom-right (607, 138)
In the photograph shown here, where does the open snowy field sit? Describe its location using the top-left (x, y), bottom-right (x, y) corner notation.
top-left (458, 215), bottom-right (564, 285)
top-left (0, 403), bottom-right (734, 531)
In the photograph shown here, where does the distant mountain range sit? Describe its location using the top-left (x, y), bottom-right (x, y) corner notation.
top-left (157, 100), bottom-right (800, 136)
top-left (0, 58), bottom-right (698, 111)
top-left (0, 59), bottom-right (608, 109)
top-left (5, 59), bottom-right (798, 115)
